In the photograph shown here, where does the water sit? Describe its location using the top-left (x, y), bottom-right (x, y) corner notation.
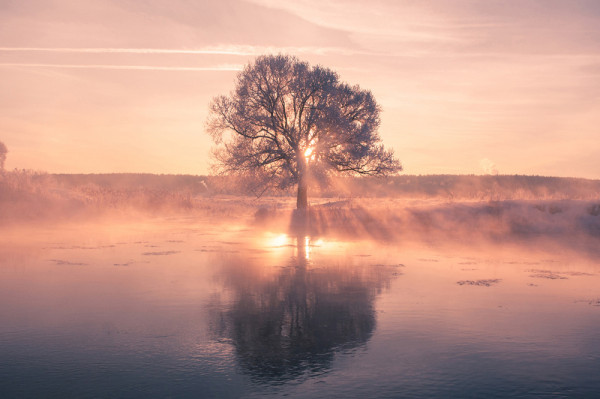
top-left (1, 217), bottom-right (600, 398)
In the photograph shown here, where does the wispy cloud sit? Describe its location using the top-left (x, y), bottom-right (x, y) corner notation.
top-left (9, 46), bottom-right (598, 61)
top-left (0, 46), bottom-right (256, 55)
top-left (480, 158), bottom-right (499, 175)
top-left (0, 63), bottom-right (243, 71)
top-left (243, 0), bottom-right (467, 43)
top-left (0, 45), bottom-right (372, 56)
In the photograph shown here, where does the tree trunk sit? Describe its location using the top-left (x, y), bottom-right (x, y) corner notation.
top-left (296, 179), bottom-right (308, 210)
top-left (296, 152), bottom-right (309, 210)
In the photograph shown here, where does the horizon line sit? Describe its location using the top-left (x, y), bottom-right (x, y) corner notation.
top-left (5, 170), bottom-right (598, 180)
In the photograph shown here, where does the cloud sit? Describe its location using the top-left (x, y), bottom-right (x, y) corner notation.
top-left (0, 63), bottom-right (243, 71)
top-left (243, 0), bottom-right (467, 44)
top-left (0, 45), bottom-right (373, 57)
top-left (244, 0), bottom-right (600, 56)
top-left (480, 158), bottom-right (499, 175)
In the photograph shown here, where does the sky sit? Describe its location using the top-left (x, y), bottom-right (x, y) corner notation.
top-left (1, 0), bottom-right (599, 178)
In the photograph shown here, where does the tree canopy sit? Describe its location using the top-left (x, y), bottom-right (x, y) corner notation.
top-left (207, 54), bottom-right (401, 209)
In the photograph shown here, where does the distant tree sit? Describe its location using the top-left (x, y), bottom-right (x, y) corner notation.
top-left (207, 54), bottom-right (401, 209)
top-left (0, 141), bottom-right (7, 171)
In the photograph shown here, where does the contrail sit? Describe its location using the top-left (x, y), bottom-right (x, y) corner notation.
top-left (0, 45), bottom-right (371, 56)
top-left (0, 47), bottom-right (256, 55)
top-left (3, 46), bottom-right (596, 59)
top-left (0, 63), bottom-right (243, 71)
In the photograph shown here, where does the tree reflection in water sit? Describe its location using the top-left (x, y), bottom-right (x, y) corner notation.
top-left (211, 234), bottom-right (394, 383)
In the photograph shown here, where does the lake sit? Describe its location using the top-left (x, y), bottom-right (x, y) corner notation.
top-left (1, 214), bottom-right (600, 398)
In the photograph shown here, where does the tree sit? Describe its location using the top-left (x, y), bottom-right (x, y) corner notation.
top-left (0, 141), bottom-right (7, 171)
top-left (207, 54), bottom-right (401, 209)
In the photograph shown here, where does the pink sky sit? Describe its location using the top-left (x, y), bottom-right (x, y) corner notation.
top-left (1, 0), bottom-right (599, 178)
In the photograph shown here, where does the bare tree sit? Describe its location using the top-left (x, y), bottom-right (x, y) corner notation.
top-left (207, 55), bottom-right (401, 209)
top-left (0, 141), bottom-right (7, 171)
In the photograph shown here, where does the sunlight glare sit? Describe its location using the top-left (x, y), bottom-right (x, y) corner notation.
top-left (267, 233), bottom-right (289, 248)
top-left (304, 236), bottom-right (310, 260)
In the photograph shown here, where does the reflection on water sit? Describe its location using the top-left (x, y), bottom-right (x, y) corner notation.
top-left (1, 218), bottom-right (600, 398)
top-left (212, 235), bottom-right (392, 383)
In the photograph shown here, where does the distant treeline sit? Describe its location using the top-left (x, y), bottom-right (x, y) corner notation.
top-left (333, 174), bottom-right (600, 200)
top-left (1, 170), bottom-right (600, 226)
top-left (50, 172), bottom-right (600, 200)
top-left (2, 170), bottom-right (600, 222)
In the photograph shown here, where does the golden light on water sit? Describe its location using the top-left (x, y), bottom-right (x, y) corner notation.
top-left (261, 232), bottom-right (318, 262)
top-left (266, 233), bottom-right (289, 248)
top-left (304, 236), bottom-right (311, 260)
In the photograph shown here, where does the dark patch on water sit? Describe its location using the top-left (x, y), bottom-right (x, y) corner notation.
top-left (562, 271), bottom-right (594, 276)
top-left (525, 269), bottom-right (589, 279)
top-left (575, 299), bottom-right (600, 306)
top-left (457, 279), bottom-right (501, 287)
top-left (48, 259), bottom-right (88, 266)
top-left (528, 273), bottom-right (568, 280)
top-left (195, 246), bottom-right (237, 253)
top-left (527, 268), bottom-right (553, 273)
top-left (142, 251), bottom-right (180, 256)
top-left (588, 203), bottom-right (600, 216)
top-left (47, 245), bottom-right (115, 250)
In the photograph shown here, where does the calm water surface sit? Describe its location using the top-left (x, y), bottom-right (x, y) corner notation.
top-left (1, 217), bottom-right (599, 398)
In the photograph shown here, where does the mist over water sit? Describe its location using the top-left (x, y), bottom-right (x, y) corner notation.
top-left (1, 174), bottom-right (600, 398)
